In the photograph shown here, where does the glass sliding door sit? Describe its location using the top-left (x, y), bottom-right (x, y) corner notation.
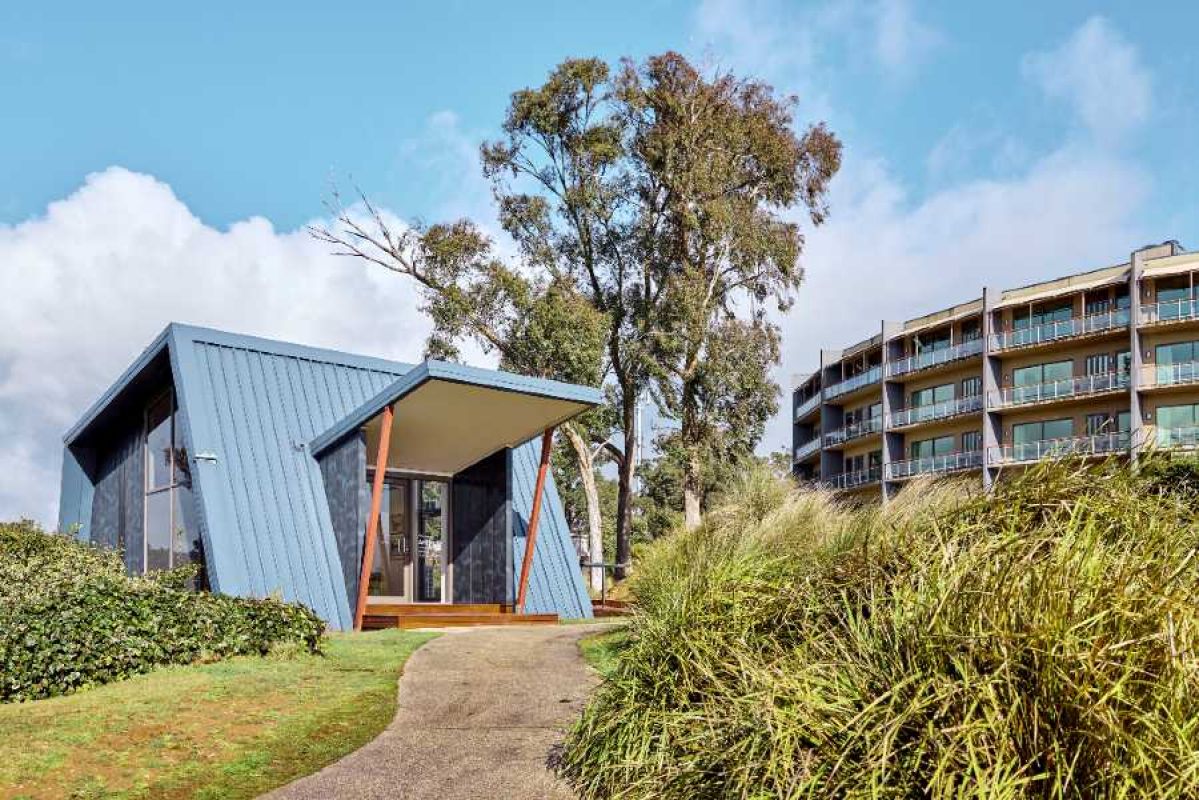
top-left (367, 477), bottom-right (450, 603)
top-left (369, 479), bottom-right (412, 599)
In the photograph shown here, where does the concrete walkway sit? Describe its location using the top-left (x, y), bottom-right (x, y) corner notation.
top-left (264, 624), bottom-right (606, 800)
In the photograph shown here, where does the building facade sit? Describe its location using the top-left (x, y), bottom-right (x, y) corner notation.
top-left (792, 241), bottom-right (1199, 500)
top-left (58, 324), bottom-right (599, 628)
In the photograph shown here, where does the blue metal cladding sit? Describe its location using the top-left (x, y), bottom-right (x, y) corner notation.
top-left (60, 323), bottom-right (597, 628)
top-left (509, 438), bottom-right (593, 619)
top-left (168, 326), bottom-right (404, 630)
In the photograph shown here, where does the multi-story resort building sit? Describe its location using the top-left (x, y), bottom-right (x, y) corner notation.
top-left (792, 240), bottom-right (1199, 501)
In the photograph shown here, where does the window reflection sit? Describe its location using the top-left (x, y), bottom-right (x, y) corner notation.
top-left (144, 390), bottom-right (203, 585)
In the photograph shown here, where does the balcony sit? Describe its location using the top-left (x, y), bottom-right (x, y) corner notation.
top-left (825, 466), bottom-right (882, 490)
top-left (794, 392), bottom-right (821, 420)
top-left (823, 416), bottom-right (883, 447)
top-left (991, 372), bottom-right (1129, 409)
top-left (794, 437), bottom-right (821, 462)
top-left (990, 432), bottom-right (1130, 464)
top-left (886, 338), bottom-right (983, 378)
top-left (888, 394), bottom-right (982, 428)
top-left (1157, 426), bottom-right (1199, 450)
top-left (824, 366), bottom-right (882, 401)
top-left (1141, 299), bottom-right (1199, 326)
top-left (885, 450), bottom-right (983, 480)
top-left (1145, 361), bottom-right (1199, 389)
top-left (990, 308), bottom-right (1130, 351)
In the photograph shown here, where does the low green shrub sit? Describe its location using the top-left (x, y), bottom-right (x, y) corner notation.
top-left (0, 520), bottom-right (324, 702)
top-left (559, 459), bottom-right (1199, 798)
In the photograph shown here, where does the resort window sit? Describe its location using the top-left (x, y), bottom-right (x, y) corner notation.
top-left (1116, 350), bottom-right (1131, 374)
top-left (1013, 301), bottom-right (1072, 331)
top-left (1115, 286), bottom-right (1130, 310)
top-left (1012, 418), bottom-right (1073, 444)
top-left (910, 435), bottom-right (954, 460)
top-left (914, 330), bottom-right (951, 355)
top-left (144, 391), bottom-right (199, 577)
top-left (1012, 360), bottom-right (1072, 388)
top-left (962, 431), bottom-right (982, 452)
top-left (1086, 413), bottom-right (1118, 436)
top-left (1156, 276), bottom-right (1196, 304)
top-left (1085, 295), bottom-right (1110, 315)
top-left (911, 383), bottom-right (953, 408)
top-left (1156, 341), bottom-right (1199, 384)
top-left (961, 376), bottom-right (982, 398)
top-left (1084, 353), bottom-right (1112, 375)
top-left (960, 318), bottom-right (982, 342)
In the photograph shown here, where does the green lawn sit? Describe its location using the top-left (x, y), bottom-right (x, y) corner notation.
top-left (578, 627), bottom-right (629, 678)
top-left (0, 629), bottom-right (435, 800)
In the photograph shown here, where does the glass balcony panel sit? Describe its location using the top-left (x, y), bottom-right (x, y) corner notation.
top-left (990, 432), bottom-right (1130, 463)
top-left (994, 372), bottom-right (1128, 408)
top-left (793, 438), bottom-right (821, 461)
top-left (1153, 360), bottom-right (1199, 387)
top-left (1157, 426), bottom-right (1199, 449)
top-left (824, 366), bottom-right (882, 400)
top-left (885, 450), bottom-right (983, 480)
top-left (886, 338), bottom-right (984, 377)
top-left (990, 308), bottom-right (1129, 351)
top-left (888, 394), bottom-right (982, 428)
top-left (794, 393), bottom-right (822, 420)
top-left (1143, 299), bottom-right (1199, 325)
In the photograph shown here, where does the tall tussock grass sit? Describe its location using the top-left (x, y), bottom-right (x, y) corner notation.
top-left (559, 460), bottom-right (1199, 798)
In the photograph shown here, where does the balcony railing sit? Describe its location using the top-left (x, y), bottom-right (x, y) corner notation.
top-left (886, 338), bottom-right (983, 378)
top-left (885, 450), bottom-right (983, 480)
top-left (794, 393), bottom-right (821, 420)
top-left (990, 432), bottom-right (1130, 464)
top-left (992, 371), bottom-right (1129, 408)
top-left (888, 394), bottom-right (982, 428)
top-left (793, 437), bottom-right (821, 462)
top-left (1157, 426), bottom-right (1199, 449)
top-left (1141, 299), bottom-right (1199, 326)
top-left (1147, 361), bottom-right (1199, 388)
top-left (990, 309), bottom-right (1130, 351)
top-left (825, 466), bottom-right (882, 490)
top-left (823, 416), bottom-right (883, 447)
top-left (824, 366), bottom-right (882, 400)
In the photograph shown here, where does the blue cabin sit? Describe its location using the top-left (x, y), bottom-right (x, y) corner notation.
top-left (57, 324), bottom-right (598, 629)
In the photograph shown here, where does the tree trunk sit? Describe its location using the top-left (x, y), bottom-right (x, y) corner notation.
top-left (613, 393), bottom-right (637, 580)
top-left (562, 423), bottom-right (604, 592)
top-left (681, 376), bottom-right (703, 530)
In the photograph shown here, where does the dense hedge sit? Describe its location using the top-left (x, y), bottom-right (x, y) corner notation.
top-left (0, 520), bottom-right (325, 702)
top-left (561, 459), bottom-right (1199, 798)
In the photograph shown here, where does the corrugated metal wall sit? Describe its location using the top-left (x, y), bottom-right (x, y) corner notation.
top-left (510, 438), bottom-right (593, 619)
top-left (175, 334), bottom-right (401, 629)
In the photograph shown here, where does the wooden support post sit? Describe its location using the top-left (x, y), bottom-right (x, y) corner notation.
top-left (354, 403), bottom-right (395, 631)
top-left (516, 427), bottom-right (555, 614)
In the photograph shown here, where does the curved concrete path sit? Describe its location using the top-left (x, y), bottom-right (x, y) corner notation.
top-left (264, 624), bottom-right (607, 800)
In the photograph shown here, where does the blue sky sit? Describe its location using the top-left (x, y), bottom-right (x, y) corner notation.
top-left (1, 1), bottom-right (1197, 520)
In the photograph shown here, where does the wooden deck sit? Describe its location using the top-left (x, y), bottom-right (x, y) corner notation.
top-left (362, 601), bottom-right (559, 630)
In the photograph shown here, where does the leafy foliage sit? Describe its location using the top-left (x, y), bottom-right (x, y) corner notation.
top-left (0, 521), bottom-right (324, 703)
top-left (560, 459), bottom-right (1199, 798)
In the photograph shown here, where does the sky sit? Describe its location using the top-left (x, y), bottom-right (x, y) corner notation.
top-left (1, 1), bottom-right (1197, 523)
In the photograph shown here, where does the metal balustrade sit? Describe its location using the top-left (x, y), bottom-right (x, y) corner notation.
top-left (1157, 426), bottom-right (1199, 449)
top-left (990, 309), bottom-right (1130, 351)
top-left (1147, 361), bottom-right (1199, 388)
top-left (991, 371), bottom-right (1128, 408)
top-left (794, 392), bottom-right (821, 420)
top-left (824, 366), bottom-right (882, 400)
top-left (888, 394), bottom-right (982, 428)
top-left (990, 432), bottom-right (1130, 464)
top-left (823, 416), bottom-right (883, 447)
top-left (1141, 299), bottom-right (1199, 326)
top-left (793, 437), bottom-right (821, 461)
top-left (885, 450), bottom-right (983, 480)
top-left (886, 338), bottom-right (983, 377)
top-left (825, 466), bottom-right (882, 490)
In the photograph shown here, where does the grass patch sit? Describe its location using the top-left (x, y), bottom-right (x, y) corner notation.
top-left (578, 628), bottom-right (629, 678)
top-left (560, 458), bottom-right (1199, 798)
top-left (0, 629), bottom-right (434, 800)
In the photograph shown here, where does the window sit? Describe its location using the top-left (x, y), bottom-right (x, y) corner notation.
top-left (961, 376), bottom-right (982, 397)
top-left (1156, 341), bottom-right (1199, 384)
top-left (1117, 411), bottom-right (1131, 433)
top-left (1156, 277), bottom-right (1197, 320)
top-left (962, 431), bottom-right (982, 452)
top-left (1013, 360), bottom-right (1072, 388)
top-left (143, 391), bottom-right (200, 580)
top-left (1115, 285), bottom-right (1130, 310)
top-left (1085, 295), bottom-right (1110, 315)
top-left (910, 435), bottom-right (954, 460)
top-left (1086, 413), bottom-right (1115, 436)
top-left (1085, 353), bottom-right (1112, 376)
top-left (1013, 301), bottom-right (1072, 331)
top-left (960, 318), bottom-right (982, 342)
top-left (914, 330), bottom-right (951, 354)
top-left (1116, 350), bottom-right (1131, 375)
top-left (868, 450), bottom-right (883, 470)
top-left (1157, 403), bottom-right (1199, 438)
top-left (1013, 418), bottom-right (1073, 444)
top-left (911, 383), bottom-right (954, 408)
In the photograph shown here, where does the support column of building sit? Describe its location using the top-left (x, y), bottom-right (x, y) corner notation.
top-left (879, 321), bottom-right (903, 503)
top-left (818, 349), bottom-right (844, 483)
top-left (981, 287), bottom-right (1003, 491)
top-left (1129, 249), bottom-right (1147, 461)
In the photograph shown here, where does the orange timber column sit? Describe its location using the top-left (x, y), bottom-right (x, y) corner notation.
top-left (353, 403), bottom-right (395, 631)
top-left (516, 427), bottom-right (555, 614)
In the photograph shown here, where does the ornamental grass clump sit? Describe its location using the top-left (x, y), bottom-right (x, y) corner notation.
top-left (0, 521), bottom-right (324, 702)
top-left (559, 459), bottom-right (1199, 798)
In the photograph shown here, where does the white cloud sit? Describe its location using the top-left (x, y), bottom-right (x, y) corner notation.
top-left (1022, 16), bottom-right (1151, 144)
top-left (872, 0), bottom-right (941, 77)
top-left (0, 167), bottom-right (461, 524)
